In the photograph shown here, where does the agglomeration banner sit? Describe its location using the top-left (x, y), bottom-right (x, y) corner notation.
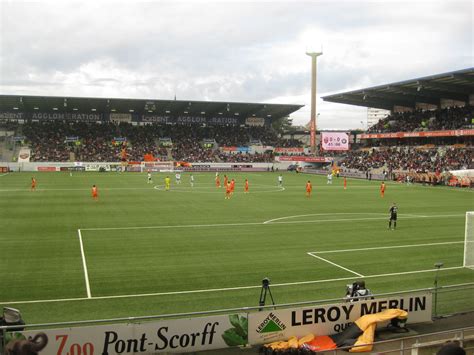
top-left (5, 293), bottom-right (432, 354)
top-left (0, 112), bottom-right (265, 126)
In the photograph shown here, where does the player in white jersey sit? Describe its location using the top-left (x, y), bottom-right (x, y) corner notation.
top-left (190, 174), bottom-right (194, 187)
top-left (278, 174), bottom-right (283, 186)
top-left (175, 172), bottom-right (181, 184)
top-left (147, 172), bottom-right (152, 184)
top-left (327, 173), bottom-right (333, 184)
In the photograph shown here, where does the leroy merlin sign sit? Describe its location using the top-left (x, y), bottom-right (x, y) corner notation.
top-left (249, 292), bottom-right (432, 345)
top-left (256, 312), bottom-right (287, 333)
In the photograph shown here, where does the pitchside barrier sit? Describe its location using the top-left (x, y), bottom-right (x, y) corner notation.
top-left (2, 285), bottom-right (473, 354)
top-left (0, 161), bottom-right (285, 172)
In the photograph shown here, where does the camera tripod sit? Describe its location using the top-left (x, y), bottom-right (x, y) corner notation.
top-left (259, 278), bottom-right (275, 311)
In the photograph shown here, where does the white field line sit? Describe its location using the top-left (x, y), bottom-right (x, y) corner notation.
top-left (80, 213), bottom-right (465, 232)
top-left (77, 229), bottom-right (92, 298)
top-left (307, 252), bottom-right (365, 277)
top-left (1, 266), bottom-right (466, 305)
top-left (311, 241), bottom-right (464, 254)
top-left (265, 214), bottom-right (464, 226)
top-left (264, 213), bottom-right (386, 224)
top-left (0, 173), bottom-right (8, 177)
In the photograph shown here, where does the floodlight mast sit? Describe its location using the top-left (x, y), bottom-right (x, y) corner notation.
top-left (306, 51), bottom-right (323, 154)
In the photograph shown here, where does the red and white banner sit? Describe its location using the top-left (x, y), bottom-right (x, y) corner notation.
top-left (278, 156), bottom-right (333, 162)
top-left (321, 132), bottom-right (349, 151)
top-left (37, 166), bottom-right (58, 172)
top-left (359, 129), bottom-right (474, 139)
top-left (274, 147), bottom-right (305, 153)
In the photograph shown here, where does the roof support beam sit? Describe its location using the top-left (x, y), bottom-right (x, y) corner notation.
top-left (418, 80), bottom-right (473, 94)
top-left (327, 96), bottom-right (394, 111)
top-left (451, 73), bottom-right (474, 84)
top-left (344, 93), bottom-right (415, 109)
top-left (395, 86), bottom-right (469, 102)
top-left (363, 90), bottom-right (440, 106)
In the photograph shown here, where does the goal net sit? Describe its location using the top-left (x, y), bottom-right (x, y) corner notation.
top-left (464, 211), bottom-right (474, 269)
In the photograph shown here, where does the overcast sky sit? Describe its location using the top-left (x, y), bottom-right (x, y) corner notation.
top-left (0, 0), bottom-right (472, 129)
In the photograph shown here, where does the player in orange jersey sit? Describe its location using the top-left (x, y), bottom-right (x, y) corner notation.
top-left (343, 177), bottom-right (347, 190)
top-left (31, 177), bottom-right (37, 191)
top-left (305, 180), bottom-right (312, 198)
top-left (224, 175), bottom-right (228, 187)
top-left (225, 181), bottom-right (232, 199)
top-left (244, 178), bottom-right (249, 193)
top-left (91, 185), bottom-right (98, 200)
top-left (380, 182), bottom-right (386, 198)
top-left (215, 174), bottom-right (221, 188)
top-left (230, 179), bottom-right (235, 195)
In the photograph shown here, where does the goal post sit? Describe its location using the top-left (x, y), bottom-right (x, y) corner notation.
top-left (464, 212), bottom-right (474, 269)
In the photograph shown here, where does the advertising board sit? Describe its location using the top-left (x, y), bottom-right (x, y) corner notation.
top-left (6, 314), bottom-right (248, 354)
top-left (248, 292), bottom-right (432, 345)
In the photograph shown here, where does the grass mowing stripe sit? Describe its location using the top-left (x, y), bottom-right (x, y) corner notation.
top-left (80, 213), bottom-right (465, 231)
top-left (1, 266), bottom-right (465, 305)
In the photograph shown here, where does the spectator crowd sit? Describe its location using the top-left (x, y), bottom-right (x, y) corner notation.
top-left (339, 146), bottom-right (473, 173)
top-left (368, 105), bottom-right (473, 133)
top-left (17, 121), bottom-right (300, 163)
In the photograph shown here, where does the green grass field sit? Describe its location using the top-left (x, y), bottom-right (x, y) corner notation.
top-left (0, 171), bottom-right (473, 324)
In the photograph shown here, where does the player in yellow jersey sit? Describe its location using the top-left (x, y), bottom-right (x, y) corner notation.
top-left (165, 176), bottom-right (171, 191)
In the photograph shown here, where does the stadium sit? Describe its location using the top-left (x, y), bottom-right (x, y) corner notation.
top-left (1, 3), bottom-right (473, 354)
top-left (0, 67), bottom-right (473, 354)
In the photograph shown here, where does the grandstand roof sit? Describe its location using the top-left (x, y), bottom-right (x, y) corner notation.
top-left (0, 95), bottom-right (303, 120)
top-left (322, 67), bottom-right (474, 111)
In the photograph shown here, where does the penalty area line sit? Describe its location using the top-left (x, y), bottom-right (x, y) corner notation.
top-left (307, 252), bottom-right (364, 277)
top-left (78, 229), bottom-right (92, 298)
top-left (310, 241), bottom-right (464, 254)
top-left (0, 266), bottom-right (465, 305)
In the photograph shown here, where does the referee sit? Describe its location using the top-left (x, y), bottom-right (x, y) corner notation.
top-left (389, 203), bottom-right (398, 230)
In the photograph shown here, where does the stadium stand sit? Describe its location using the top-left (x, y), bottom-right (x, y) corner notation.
top-left (17, 121), bottom-right (299, 163)
top-left (367, 105), bottom-right (473, 133)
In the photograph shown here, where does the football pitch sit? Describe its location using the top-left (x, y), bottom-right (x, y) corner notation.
top-left (0, 171), bottom-right (473, 324)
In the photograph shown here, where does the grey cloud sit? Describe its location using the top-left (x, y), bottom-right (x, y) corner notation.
top-left (1, 1), bottom-right (472, 129)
